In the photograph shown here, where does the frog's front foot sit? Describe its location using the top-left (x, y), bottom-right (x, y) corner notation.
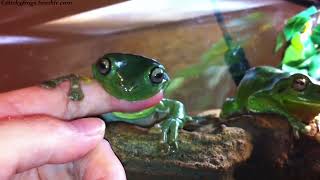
top-left (41, 79), bottom-right (59, 89)
top-left (293, 123), bottom-right (320, 143)
top-left (290, 119), bottom-right (313, 139)
top-left (40, 74), bottom-right (84, 101)
top-left (160, 118), bottom-right (184, 151)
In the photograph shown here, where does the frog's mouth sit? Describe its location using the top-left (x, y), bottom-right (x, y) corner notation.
top-left (284, 99), bottom-right (320, 124)
top-left (110, 91), bottom-right (164, 113)
top-left (284, 99), bottom-right (320, 137)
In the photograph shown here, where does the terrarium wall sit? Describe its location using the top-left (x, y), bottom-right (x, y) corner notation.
top-left (0, 1), bottom-right (305, 113)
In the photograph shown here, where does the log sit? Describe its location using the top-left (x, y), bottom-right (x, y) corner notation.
top-left (105, 121), bottom-right (252, 180)
top-left (104, 109), bottom-right (320, 180)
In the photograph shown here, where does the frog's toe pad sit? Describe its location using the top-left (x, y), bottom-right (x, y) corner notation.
top-left (304, 125), bottom-right (312, 134)
top-left (159, 118), bottom-right (183, 152)
top-left (160, 141), bottom-right (179, 153)
top-left (68, 90), bottom-right (84, 101)
top-left (40, 81), bottom-right (57, 89)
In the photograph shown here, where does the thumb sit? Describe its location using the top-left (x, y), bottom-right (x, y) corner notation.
top-left (0, 115), bottom-right (105, 179)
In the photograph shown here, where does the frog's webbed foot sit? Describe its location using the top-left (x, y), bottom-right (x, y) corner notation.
top-left (160, 118), bottom-right (184, 152)
top-left (289, 117), bottom-right (312, 139)
top-left (220, 97), bottom-right (240, 119)
top-left (41, 79), bottom-right (60, 89)
top-left (41, 74), bottom-right (84, 101)
top-left (316, 117), bottom-right (320, 132)
top-left (68, 75), bottom-right (84, 101)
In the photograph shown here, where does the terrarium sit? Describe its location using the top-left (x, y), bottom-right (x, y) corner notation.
top-left (0, 0), bottom-right (319, 180)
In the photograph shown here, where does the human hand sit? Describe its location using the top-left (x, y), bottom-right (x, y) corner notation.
top-left (0, 80), bottom-right (161, 180)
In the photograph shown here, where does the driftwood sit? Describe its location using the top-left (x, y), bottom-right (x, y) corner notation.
top-left (104, 109), bottom-right (320, 180)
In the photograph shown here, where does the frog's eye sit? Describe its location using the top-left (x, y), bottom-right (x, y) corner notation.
top-left (97, 58), bottom-right (111, 75)
top-left (292, 76), bottom-right (308, 91)
top-left (150, 67), bottom-right (167, 84)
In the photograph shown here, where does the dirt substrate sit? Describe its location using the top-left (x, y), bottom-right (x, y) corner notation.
top-left (104, 109), bottom-right (320, 180)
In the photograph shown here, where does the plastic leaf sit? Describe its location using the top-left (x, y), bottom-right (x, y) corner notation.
top-left (283, 16), bottom-right (309, 41)
top-left (174, 63), bottom-right (211, 78)
top-left (282, 6), bottom-right (317, 41)
top-left (291, 33), bottom-right (304, 50)
top-left (282, 33), bottom-right (316, 64)
top-left (295, 6), bottom-right (318, 19)
top-left (165, 77), bottom-right (185, 95)
top-left (282, 64), bottom-right (309, 74)
top-left (302, 37), bottom-right (317, 59)
top-left (311, 24), bottom-right (320, 45)
top-left (309, 54), bottom-right (320, 79)
top-left (275, 32), bottom-right (285, 52)
top-left (201, 39), bottom-right (228, 64)
top-left (282, 45), bottom-right (305, 64)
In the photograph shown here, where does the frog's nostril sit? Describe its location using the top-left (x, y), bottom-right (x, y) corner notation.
top-left (130, 85), bottom-right (138, 91)
top-left (124, 84), bottom-right (137, 92)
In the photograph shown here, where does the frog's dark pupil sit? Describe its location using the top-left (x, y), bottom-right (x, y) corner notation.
top-left (98, 58), bottom-right (111, 75)
top-left (150, 67), bottom-right (164, 84)
top-left (292, 77), bottom-right (307, 91)
top-left (155, 73), bottom-right (163, 79)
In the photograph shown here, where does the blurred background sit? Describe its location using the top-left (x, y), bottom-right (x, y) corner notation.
top-left (0, 0), bottom-right (313, 113)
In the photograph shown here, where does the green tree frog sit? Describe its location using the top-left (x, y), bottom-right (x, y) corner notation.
top-left (41, 53), bottom-right (191, 149)
top-left (220, 66), bottom-right (320, 136)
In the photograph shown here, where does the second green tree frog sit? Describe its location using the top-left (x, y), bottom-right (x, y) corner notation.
top-left (221, 66), bottom-right (320, 137)
top-left (42, 53), bottom-right (191, 149)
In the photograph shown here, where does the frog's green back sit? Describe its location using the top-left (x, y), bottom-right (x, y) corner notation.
top-left (236, 66), bottom-right (290, 107)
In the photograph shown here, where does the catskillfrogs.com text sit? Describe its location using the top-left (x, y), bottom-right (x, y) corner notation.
top-left (1, 0), bottom-right (72, 6)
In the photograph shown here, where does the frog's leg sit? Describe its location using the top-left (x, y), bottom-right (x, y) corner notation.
top-left (156, 99), bottom-right (191, 151)
top-left (220, 97), bottom-right (241, 118)
top-left (41, 74), bottom-right (84, 101)
top-left (101, 106), bottom-right (159, 127)
top-left (247, 92), bottom-right (310, 135)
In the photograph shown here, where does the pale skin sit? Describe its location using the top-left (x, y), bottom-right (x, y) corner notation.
top-left (0, 80), bottom-right (162, 180)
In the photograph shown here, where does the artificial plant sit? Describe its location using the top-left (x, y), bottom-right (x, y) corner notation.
top-left (275, 6), bottom-right (320, 79)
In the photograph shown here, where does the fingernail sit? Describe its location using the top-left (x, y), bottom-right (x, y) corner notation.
top-left (70, 118), bottom-right (105, 136)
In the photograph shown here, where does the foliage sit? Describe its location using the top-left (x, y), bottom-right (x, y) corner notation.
top-left (166, 12), bottom-right (269, 97)
top-left (275, 6), bottom-right (320, 80)
top-left (311, 24), bottom-right (320, 45)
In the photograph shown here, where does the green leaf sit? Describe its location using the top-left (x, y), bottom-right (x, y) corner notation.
top-left (165, 77), bottom-right (185, 95)
top-left (311, 24), bottom-right (320, 45)
top-left (275, 32), bottom-right (285, 52)
top-left (282, 33), bottom-right (317, 64)
top-left (282, 45), bottom-right (304, 64)
top-left (283, 16), bottom-right (309, 41)
top-left (295, 6), bottom-right (318, 19)
top-left (309, 54), bottom-right (320, 79)
top-left (174, 63), bottom-right (209, 78)
top-left (282, 64), bottom-right (309, 74)
top-left (201, 39), bottom-right (228, 64)
top-left (302, 37), bottom-right (317, 58)
top-left (282, 6), bottom-right (317, 41)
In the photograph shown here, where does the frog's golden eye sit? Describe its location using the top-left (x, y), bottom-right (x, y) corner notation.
top-left (292, 76), bottom-right (308, 91)
top-left (149, 67), bottom-right (168, 84)
top-left (97, 58), bottom-right (111, 75)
